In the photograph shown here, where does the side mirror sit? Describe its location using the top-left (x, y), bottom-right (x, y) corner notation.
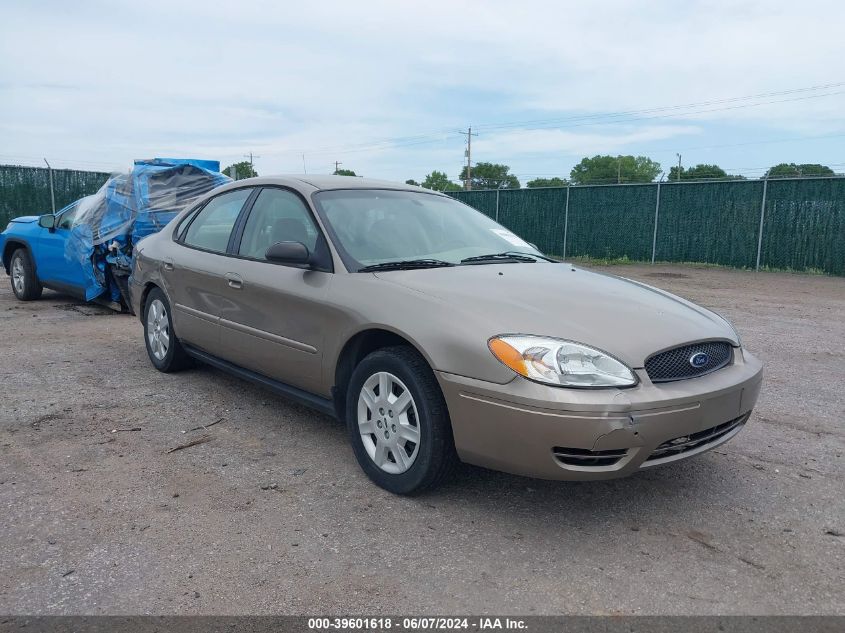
top-left (265, 241), bottom-right (311, 267)
top-left (39, 214), bottom-right (56, 230)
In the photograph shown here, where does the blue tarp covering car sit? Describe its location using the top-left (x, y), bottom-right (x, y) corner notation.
top-left (1, 158), bottom-right (229, 309)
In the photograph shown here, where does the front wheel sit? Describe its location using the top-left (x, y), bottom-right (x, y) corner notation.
top-left (9, 248), bottom-right (43, 301)
top-left (346, 346), bottom-right (458, 495)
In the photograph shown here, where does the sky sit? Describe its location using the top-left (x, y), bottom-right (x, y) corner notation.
top-left (1, 0), bottom-right (843, 184)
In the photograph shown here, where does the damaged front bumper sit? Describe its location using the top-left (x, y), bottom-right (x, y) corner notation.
top-left (437, 349), bottom-right (763, 480)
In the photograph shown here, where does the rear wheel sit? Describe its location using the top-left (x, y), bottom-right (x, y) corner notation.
top-left (346, 346), bottom-right (458, 495)
top-left (143, 287), bottom-right (191, 372)
top-left (9, 248), bottom-right (43, 301)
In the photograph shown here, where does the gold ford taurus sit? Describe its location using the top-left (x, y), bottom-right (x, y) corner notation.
top-left (130, 176), bottom-right (763, 494)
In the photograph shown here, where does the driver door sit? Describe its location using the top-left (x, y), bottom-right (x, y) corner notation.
top-left (34, 204), bottom-right (88, 298)
top-left (216, 187), bottom-right (332, 394)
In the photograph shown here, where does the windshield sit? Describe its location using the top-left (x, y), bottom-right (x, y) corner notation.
top-left (312, 189), bottom-right (543, 270)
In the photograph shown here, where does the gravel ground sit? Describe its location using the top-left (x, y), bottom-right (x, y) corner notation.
top-left (0, 263), bottom-right (842, 615)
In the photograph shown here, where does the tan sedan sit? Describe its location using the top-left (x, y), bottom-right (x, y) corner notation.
top-left (129, 176), bottom-right (763, 494)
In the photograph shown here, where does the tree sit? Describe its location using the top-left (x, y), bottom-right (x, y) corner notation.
top-left (421, 170), bottom-right (462, 191)
top-left (405, 179), bottom-right (420, 186)
top-left (334, 168), bottom-right (357, 176)
top-left (569, 155), bottom-right (661, 185)
top-left (767, 163), bottom-right (835, 178)
top-left (224, 161), bottom-right (258, 179)
top-left (526, 176), bottom-right (568, 188)
top-left (667, 164), bottom-right (744, 181)
top-left (458, 162), bottom-right (520, 190)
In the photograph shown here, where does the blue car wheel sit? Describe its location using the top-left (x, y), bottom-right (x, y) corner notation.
top-left (10, 248), bottom-right (43, 301)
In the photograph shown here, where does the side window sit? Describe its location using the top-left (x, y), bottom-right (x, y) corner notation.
top-left (56, 204), bottom-right (79, 229)
top-left (182, 189), bottom-right (252, 253)
top-left (237, 188), bottom-right (320, 260)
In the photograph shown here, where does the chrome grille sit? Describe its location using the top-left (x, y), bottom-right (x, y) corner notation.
top-left (646, 413), bottom-right (749, 462)
top-left (645, 341), bottom-right (732, 383)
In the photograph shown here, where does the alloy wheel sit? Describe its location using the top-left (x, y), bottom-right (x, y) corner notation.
top-left (11, 256), bottom-right (25, 295)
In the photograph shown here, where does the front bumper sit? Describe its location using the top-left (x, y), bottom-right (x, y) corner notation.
top-left (437, 348), bottom-right (763, 480)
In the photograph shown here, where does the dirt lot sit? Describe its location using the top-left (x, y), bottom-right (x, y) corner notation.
top-left (0, 263), bottom-right (842, 615)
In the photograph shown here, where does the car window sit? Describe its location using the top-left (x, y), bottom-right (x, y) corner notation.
top-left (312, 189), bottom-right (540, 269)
top-left (182, 189), bottom-right (251, 253)
top-left (237, 188), bottom-right (320, 260)
top-left (56, 204), bottom-right (79, 229)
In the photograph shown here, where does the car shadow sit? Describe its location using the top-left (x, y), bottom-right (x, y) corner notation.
top-left (428, 456), bottom-right (747, 529)
top-left (189, 354), bottom-right (749, 531)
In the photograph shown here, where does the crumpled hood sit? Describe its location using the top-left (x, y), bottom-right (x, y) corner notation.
top-left (8, 215), bottom-right (39, 224)
top-left (375, 263), bottom-right (737, 367)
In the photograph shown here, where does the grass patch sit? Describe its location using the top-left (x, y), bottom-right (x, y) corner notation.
top-left (551, 255), bottom-right (830, 275)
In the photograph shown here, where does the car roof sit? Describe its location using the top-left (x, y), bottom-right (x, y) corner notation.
top-left (218, 175), bottom-right (442, 194)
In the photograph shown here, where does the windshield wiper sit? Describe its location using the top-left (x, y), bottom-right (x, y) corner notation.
top-left (358, 259), bottom-right (456, 272)
top-left (460, 251), bottom-right (542, 264)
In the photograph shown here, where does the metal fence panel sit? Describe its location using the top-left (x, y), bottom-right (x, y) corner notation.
top-left (655, 180), bottom-right (763, 269)
top-left (449, 190), bottom-right (498, 219)
top-left (566, 184), bottom-right (657, 260)
top-left (447, 177), bottom-right (845, 276)
top-left (0, 165), bottom-right (112, 226)
top-left (497, 187), bottom-right (568, 254)
top-left (761, 178), bottom-right (845, 275)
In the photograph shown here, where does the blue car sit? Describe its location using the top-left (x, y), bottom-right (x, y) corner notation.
top-left (1, 158), bottom-right (229, 310)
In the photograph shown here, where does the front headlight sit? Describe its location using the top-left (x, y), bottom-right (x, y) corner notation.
top-left (488, 335), bottom-right (637, 388)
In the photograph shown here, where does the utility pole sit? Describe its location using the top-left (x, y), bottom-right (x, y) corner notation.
top-left (334, 161), bottom-right (342, 174)
top-left (243, 152), bottom-right (260, 175)
top-left (676, 153), bottom-right (682, 182)
top-left (617, 155), bottom-right (622, 184)
top-left (460, 127), bottom-right (478, 190)
top-left (43, 158), bottom-right (56, 213)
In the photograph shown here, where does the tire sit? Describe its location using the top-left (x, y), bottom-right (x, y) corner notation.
top-left (346, 346), bottom-right (458, 495)
top-left (9, 248), bottom-right (43, 301)
top-left (143, 287), bottom-right (191, 372)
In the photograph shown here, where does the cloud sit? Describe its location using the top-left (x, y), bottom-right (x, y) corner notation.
top-left (1, 0), bottom-right (843, 178)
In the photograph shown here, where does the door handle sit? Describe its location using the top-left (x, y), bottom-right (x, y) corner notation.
top-left (224, 272), bottom-right (243, 289)
top-left (162, 258), bottom-right (174, 272)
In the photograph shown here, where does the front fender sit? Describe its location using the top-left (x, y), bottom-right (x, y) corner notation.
top-left (1, 234), bottom-right (35, 274)
top-left (321, 274), bottom-right (518, 388)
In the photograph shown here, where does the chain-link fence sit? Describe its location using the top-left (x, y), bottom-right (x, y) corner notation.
top-left (448, 176), bottom-right (845, 275)
top-left (3, 165), bottom-right (843, 275)
top-left (0, 165), bottom-right (113, 226)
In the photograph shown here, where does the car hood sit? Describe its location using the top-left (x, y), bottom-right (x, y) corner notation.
top-left (9, 215), bottom-right (39, 224)
top-left (374, 263), bottom-right (737, 368)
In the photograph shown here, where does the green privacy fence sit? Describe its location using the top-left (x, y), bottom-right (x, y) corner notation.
top-left (448, 176), bottom-right (845, 276)
top-left (0, 165), bottom-right (112, 226)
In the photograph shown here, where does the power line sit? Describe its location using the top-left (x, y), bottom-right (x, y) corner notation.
top-left (471, 81), bottom-right (845, 133)
top-left (258, 81), bottom-right (845, 157)
top-left (473, 90), bottom-right (845, 136)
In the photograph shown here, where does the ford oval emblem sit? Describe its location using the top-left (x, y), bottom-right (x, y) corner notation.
top-left (690, 352), bottom-right (709, 368)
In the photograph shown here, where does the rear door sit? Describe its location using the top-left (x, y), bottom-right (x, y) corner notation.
top-left (216, 187), bottom-right (333, 395)
top-left (164, 187), bottom-right (254, 353)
